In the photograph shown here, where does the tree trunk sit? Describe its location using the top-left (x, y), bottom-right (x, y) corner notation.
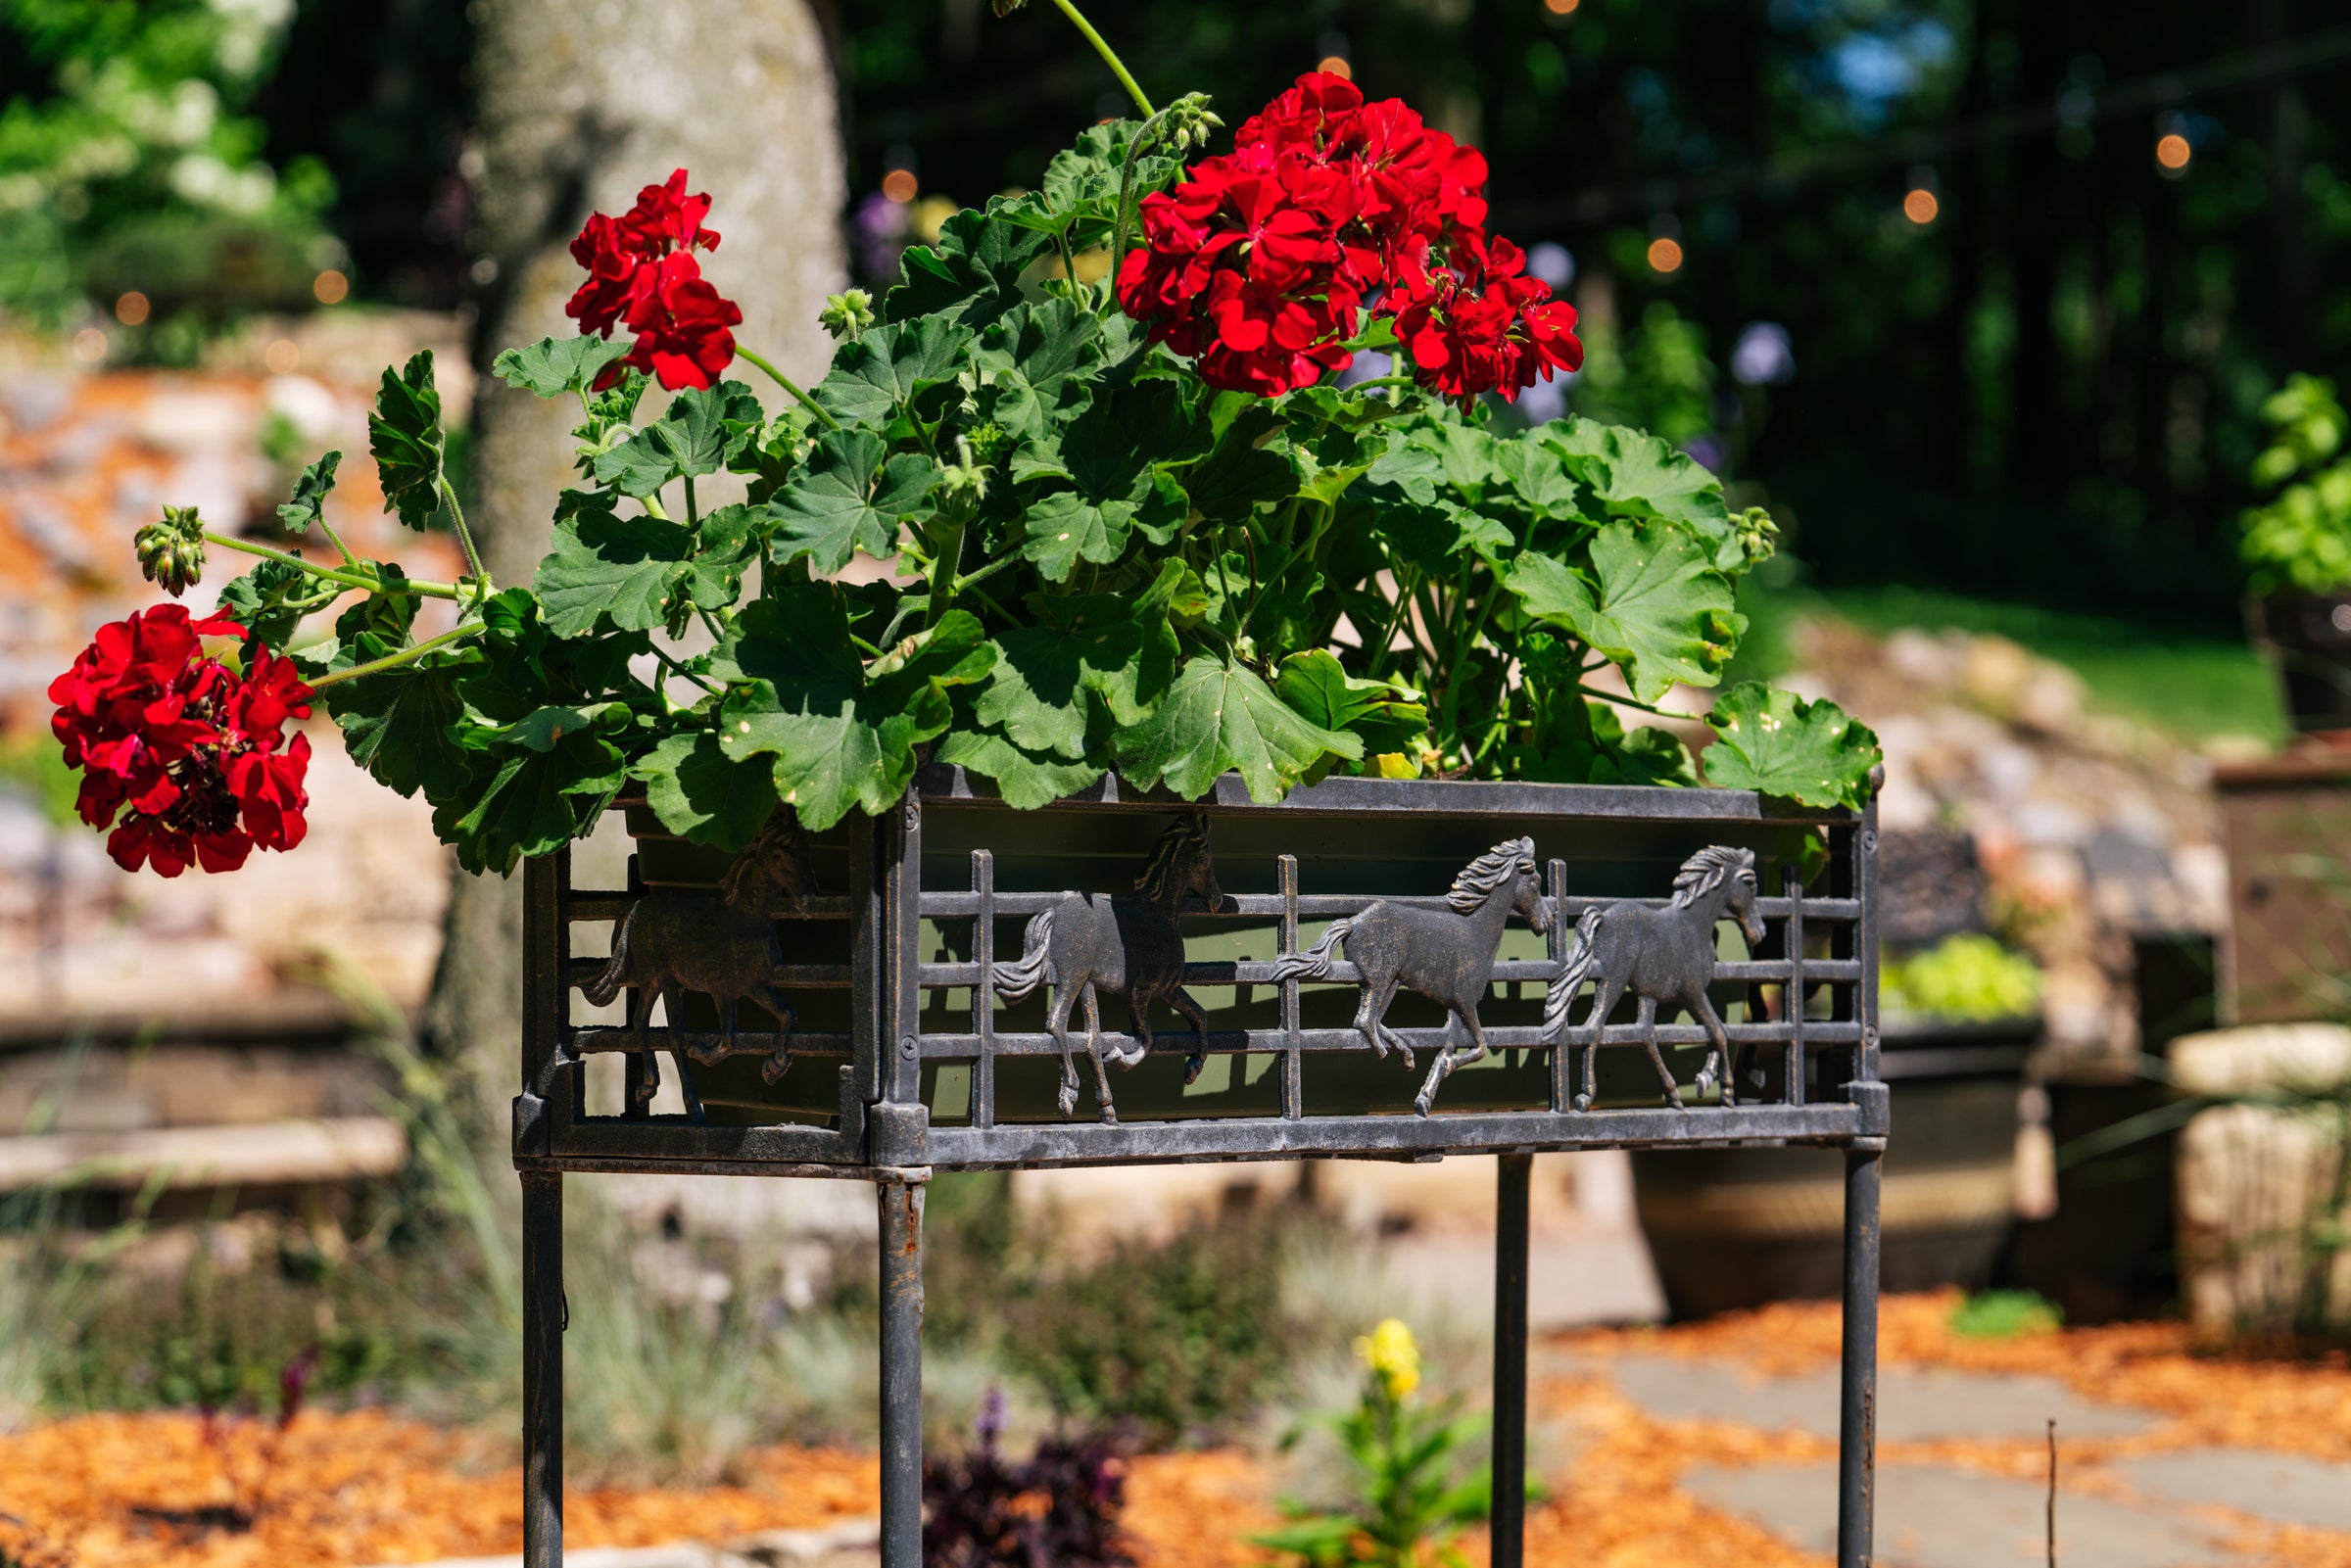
top-left (420, 0), bottom-right (846, 1111)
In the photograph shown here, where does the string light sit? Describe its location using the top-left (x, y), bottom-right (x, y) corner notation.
top-left (2155, 132), bottom-right (2191, 170)
top-left (1647, 236), bottom-right (1683, 273)
top-left (882, 168), bottom-right (919, 203)
top-left (1317, 55), bottom-right (1353, 79)
top-left (1902, 188), bottom-right (1940, 224)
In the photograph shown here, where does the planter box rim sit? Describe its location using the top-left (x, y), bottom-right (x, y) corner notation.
top-left (912, 763), bottom-right (1857, 823)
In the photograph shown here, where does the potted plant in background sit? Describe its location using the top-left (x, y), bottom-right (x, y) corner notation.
top-left (48, 0), bottom-right (1880, 1126)
top-left (2242, 373), bottom-right (2351, 739)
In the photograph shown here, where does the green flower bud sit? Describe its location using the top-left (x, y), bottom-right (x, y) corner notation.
top-left (1160, 92), bottom-right (1223, 154)
top-left (135, 504), bottom-right (207, 596)
top-left (963, 419), bottom-right (1012, 467)
top-left (989, 0), bottom-right (1026, 15)
top-left (1733, 505), bottom-right (1780, 567)
top-left (819, 289), bottom-right (877, 342)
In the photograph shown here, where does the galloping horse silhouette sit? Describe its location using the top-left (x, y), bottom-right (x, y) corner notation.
top-left (577, 812), bottom-right (814, 1121)
top-left (990, 815), bottom-right (1236, 1123)
top-left (1272, 836), bottom-right (1553, 1117)
top-left (1543, 844), bottom-right (1766, 1112)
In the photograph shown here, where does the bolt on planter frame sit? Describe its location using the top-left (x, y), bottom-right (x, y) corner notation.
top-left (512, 766), bottom-right (1888, 1568)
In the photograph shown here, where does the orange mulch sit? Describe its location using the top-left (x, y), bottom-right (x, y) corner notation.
top-left (0, 1409), bottom-right (876, 1567)
top-left (9, 1296), bottom-right (2351, 1567)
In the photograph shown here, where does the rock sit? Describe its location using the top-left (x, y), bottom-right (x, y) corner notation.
top-left (2171, 1022), bottom-right (2351, 1095)
top-left (1958, 634), bottom-right (2036, 717)
top-left (2178, 1101), bottom-right (2351, 1332)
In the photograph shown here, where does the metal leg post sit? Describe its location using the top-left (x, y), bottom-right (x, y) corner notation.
top-left (879, 1175), bottom-right (928, 1568)
top-left (1492, 1152), bottom-right (1532, 1568)
top-left (522, 1170), bottom-right (563, 1568)
top-left (1837, 1146), bottom-right (1883, 1568)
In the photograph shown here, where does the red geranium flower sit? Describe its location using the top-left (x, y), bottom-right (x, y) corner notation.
top-left (565, 168), bottom-right (739, 391)
top-left (1122, 71), bottom-right (1577, 403)
top-left (48, 604), bottom-right (315, 878)
top-left (1391, 233), bottom-right (1584, 404)
top-left (615, 252), bottom-right (744, 392)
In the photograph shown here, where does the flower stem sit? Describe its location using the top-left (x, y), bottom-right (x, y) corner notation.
top-left (436, 475), bottom-right (489, 588)
top-left (1574, 683), bottom-right (1703, 723)
top-left (309, 621), bottom-right (486, 689)
top-left (1048, 0), bottom-right (1153, 118)
top-left (649, 642), bottom-right (720, 696)
top-left (950, 548), bottom-right (1023, 599)
top-left (736, 347), bottom-right (840, 431)
top-left (202, 531), bottom-right (458, 599)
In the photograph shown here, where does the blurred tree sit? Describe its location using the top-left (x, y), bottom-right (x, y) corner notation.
top-left (422, 0), bottom-right (847, 1107)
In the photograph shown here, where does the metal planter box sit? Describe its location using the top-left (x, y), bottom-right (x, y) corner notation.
top-left (509, 766), bottom-right (1890, 1568)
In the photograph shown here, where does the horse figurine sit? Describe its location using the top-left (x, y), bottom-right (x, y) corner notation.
top-left (1543, 844), bottom-right (1766, 1112)
top-left (990, 814), bottom-right (1236, 1123)
top-left (576, 811), bottom-right (815, 1121)
top-left (1273, 836), bottom-right (1553, 1117)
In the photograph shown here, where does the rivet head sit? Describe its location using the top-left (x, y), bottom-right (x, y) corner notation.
top-left (899, 1036), bottom-right (919, 1060)
top-left (1860, 830), bottom-right (1879, 853)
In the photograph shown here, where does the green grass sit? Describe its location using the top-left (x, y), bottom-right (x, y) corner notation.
top-left (1738, 577), bottom-right (2285, 746)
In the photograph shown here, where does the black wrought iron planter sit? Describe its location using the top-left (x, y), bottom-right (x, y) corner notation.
top-left (511, 766), bottom-right (1888, 1568)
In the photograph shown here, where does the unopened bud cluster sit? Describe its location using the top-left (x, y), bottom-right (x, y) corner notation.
top-left (1158, 93), bottom-right (1223, 154)
top-left (135, 504), bottom-right (207, 596)
top-left (820, 289), bottom-right (876, 341)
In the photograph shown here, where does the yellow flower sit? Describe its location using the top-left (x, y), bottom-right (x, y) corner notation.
top-left (1352, 1316), bottom-right (1420, 1402)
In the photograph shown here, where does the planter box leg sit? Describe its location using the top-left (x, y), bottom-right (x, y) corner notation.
top-left (879, 1175), bottom-right (928, 1568)
top-left (1838, 1146), bottom-right (1882, 1568)
top-left (522, 1170), bottom-right (563, 1568)
top-left (1493, 1152), bottom-right (1532, 1568)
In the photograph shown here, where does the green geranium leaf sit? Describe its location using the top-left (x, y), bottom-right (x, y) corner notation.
top-left (1515, 700), bottom-right (1696, 787)
top-left (1546, 421), bottom-right (1736, 564)
top-left (986, 119), bottom-right (1183, 251)
top-left (714, 589), bottom-right (991, 831)
top-left (977, 298), bottom-right (1102, 442)
top-left (1702, 683), bottom-right (1883, 810)
top-left (494, 335), bottom-right (634, 399)
top-left (815, 314), bottom-right (976, 428)
top-left (1490, 426), bottom-right (1587, 518)
top-left (769, 428), bottom-right (937, 574)
top-left (884, 208), bottom-right (1052, 329)
top-left (684, 502), bottom-right (767, 609)
top-left (367, 351), bottom-right (445, 530)
top-left (633, 730), bottom-right (780, 853)
top-left (1504, 520), bottom-right (1740, 703)
top-left (435, 730), bottom-right (626, 877)
top-left (534, 498), bottom-right (696, 637)
top-left (1379, 498), bottom-right (1514, 576)
top-left (276, 451), bottom-right (341, 535)
top-left (1273, 650), bottom-right (1429, 762)
top-left (978, 616), bottom-right (1166, 760)
top-left (498, 701), bottom-right (629, 752)
top-left (218, 556), bottom-right (335, 651)
top-left (1114, 654), bottom-right (1361, 803)
top-left (1183, 404), bottom-right (1296, 522)
top-left (594, 380), bottom-right (764, 497)
top-left (326, 641), bottom-right (481, 802)
top-left (1023, 490), bottom-right (1151, 581)
top-left (935, 728), bottom-right (1105, 809)
top-left (329, 563), bottom-right (419, 667)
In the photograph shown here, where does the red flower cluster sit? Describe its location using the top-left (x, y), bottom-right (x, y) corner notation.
top-left (1117, 72), bottom-right (1583, 402)
top-left (566, 169), bottom-right (744, 392)
top-left (49, 604), bottom-right (314, 878)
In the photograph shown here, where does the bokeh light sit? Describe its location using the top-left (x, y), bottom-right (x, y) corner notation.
top-left (1544, 0), bottom-right (1579, 14)
top-left (1317, 55), bottom-right (1353, 79)
top-left (2156, 133), bottom-right (2191, 171)
top-left (71, 327), bottom-right (108, 363)
top-left (1903, 188), bottom-right (1940, 224)
top-left (881, 167), bottom-right (919, 203)
top-left (264, 339), bottom-right (301, 374)
top-left (1647, 236), bottom-right (1683, 274)
top-left (312, 269), bottom-right (349, 305)
top-left (114, 292), bottom-right (150, 325)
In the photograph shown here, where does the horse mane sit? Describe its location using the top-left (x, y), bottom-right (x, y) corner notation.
top-left (721, 812), bottom-right (810, 909)
top-left (1447, 836), bottom-right (1537, 913)
top-left (1135, 815), bottom-right (1210, 899)
top-left (1668, 845), bottom-right (1756, 909)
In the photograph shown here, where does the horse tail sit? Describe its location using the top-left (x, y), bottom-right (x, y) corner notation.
top-left (581, 909), bottom-right (634, 1007)
top-left (1272, 918), bottom-right (1351, 981)
top-left (1543, 906), bottom-right (1606, 1040)
top-left (991, 908), bottom-right (1056, 1001)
